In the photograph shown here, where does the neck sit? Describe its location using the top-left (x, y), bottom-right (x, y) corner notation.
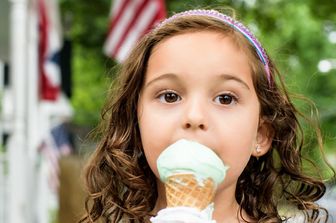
top-left (212, 184), bottom-right (240, 222)
top-left (212, 183), bottom-right (253, 223)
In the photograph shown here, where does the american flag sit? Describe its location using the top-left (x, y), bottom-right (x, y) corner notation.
top-left (38, 0), bottom-right (63, 101)
top-left (103, 0), bottom-right (166, 62)
top-left (37, 0), bottom-right (70, 192)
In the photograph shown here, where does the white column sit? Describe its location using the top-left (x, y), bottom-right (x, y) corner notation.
top-left (27, 0), bottom-right (39, 161)
top-left (0, 60), bottom-right (5, 223)
top-left (7, 0), bottom-right (30, 222)
top-left (26, 0), bottom-right (40, 222)
top-left (0, 60), bottom-right (4, 147)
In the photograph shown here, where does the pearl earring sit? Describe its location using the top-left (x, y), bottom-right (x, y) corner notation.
top-left (256, 145), bottom-right (261, 154)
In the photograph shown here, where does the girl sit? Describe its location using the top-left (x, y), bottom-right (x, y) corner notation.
top-left (80, 9), bottom-right (334, 223)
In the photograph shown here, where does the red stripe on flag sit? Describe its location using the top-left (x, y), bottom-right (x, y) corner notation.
top-left (38, 0), bottom-right (61, 101)
top-left (39, 0), bottom-right (48, 63)
top-left (39, 0), bottom-right (58, 100)
top-left (157, 0), bottom-right (166, 19)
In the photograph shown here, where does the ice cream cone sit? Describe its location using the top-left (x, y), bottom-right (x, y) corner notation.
top-left (165, 173), bottom-right (216, 210)
top-left (152, 139), bottom-right (228, 223)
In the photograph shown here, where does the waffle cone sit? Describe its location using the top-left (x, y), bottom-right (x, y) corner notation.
top-left (165, 173), bottom-right (215, 210)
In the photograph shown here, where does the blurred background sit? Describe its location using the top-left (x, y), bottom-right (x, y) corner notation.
top-left (0, 0), bottom-right (335, 222)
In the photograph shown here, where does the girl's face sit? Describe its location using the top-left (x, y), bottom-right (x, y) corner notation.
top-left (138, 31), bottom-right (267, 203)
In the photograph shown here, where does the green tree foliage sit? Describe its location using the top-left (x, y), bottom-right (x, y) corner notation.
top-left (60, 0), bottom-right (336, 154)
top-left (60, 0), bottom-right (115, 126)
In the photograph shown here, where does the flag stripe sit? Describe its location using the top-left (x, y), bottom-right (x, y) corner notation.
top-left (107, 0), bottom-right (130, 34)
top-left (38, 0), bottom-right (62, 100)
top-left (103, 0), bottom-right (142, 56)
top-left (39, 0), bottom-right (48, 63)
top-left (116, 1), bottom-right (159, 61)
top-left (140, 0), bottom-right (166, 36)
top-left (110, 0), bottom-right (124, 17)
top-left (140, 7), bottom-right (160, 37)
top-left (103, 0), bottom-right (166, 62)
top-left (113, 0), bottom-right (151, 60)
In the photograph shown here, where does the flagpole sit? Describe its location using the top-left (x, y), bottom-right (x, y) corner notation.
top-left (8, 0), bottom-right (31, 222)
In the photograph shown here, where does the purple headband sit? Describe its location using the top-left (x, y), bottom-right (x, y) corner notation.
top-left (157, 9), bottom-right (272, 85)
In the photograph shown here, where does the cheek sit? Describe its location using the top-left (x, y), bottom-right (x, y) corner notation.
top-left (214, 112), bottom-right (258, 185)
top-left (215, 138), bottom-right (253, 189)
top-left (137, 103), bottom-right (169, 178)
top-left (222, 145), bottom-right (252, 180)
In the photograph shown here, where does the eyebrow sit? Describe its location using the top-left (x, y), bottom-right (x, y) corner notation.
top-left (218, 73), bottom-right (250, 90)
top-left (145, 73), bottom-right (179, 88)
top-left (145, 73), bottom-right (250, 90)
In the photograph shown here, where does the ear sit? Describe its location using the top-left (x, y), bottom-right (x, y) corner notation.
top-left (252, 117), bottom-right (274, 158)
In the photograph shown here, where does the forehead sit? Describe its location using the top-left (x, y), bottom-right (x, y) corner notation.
top-left (146, 31), bottom-right (254, 87)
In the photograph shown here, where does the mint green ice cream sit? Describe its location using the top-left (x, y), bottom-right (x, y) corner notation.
top-left (157, 139), bottom-right (228, 185)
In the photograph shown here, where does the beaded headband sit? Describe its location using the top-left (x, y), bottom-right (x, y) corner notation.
top-left (157, 9), bottom-right (272, 85)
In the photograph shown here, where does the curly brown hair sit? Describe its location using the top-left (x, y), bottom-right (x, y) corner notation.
top-left (79, 11), bottom-right (334, 223)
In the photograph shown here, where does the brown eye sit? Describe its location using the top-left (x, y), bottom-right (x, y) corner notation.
top-left (215, 94), bottom-right (237, 105)
top-left (159, 92), bottom-right (181, 103)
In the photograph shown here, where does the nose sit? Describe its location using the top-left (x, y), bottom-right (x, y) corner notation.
top-left (182, 98), bottom-right (208, 131)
